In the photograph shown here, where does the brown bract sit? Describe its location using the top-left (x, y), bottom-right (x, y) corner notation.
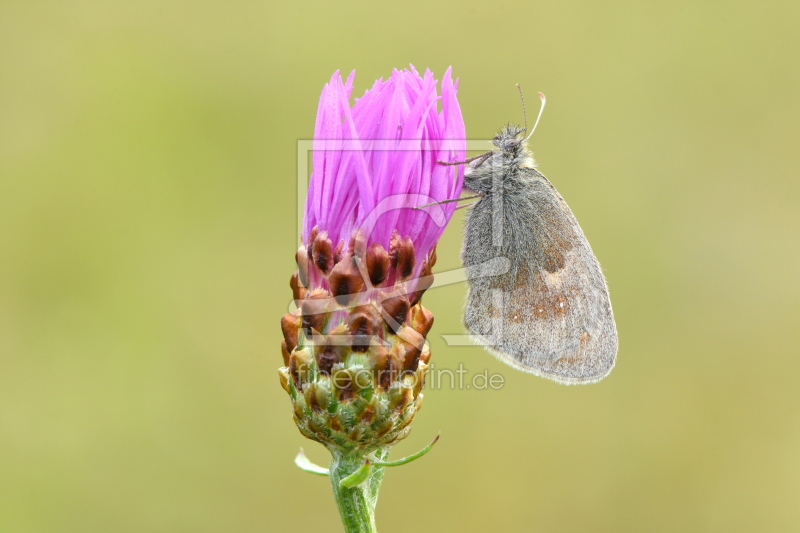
top-left (312, 230), bottom-right (334, 275)
top-left (390, 232), bottom-right (416, 281)
top-left (328, 254), bottom-right (365, 306)
top-left (365, 242), bottom-right (389, 287)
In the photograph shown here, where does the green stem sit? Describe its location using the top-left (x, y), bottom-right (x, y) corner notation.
top-left (329, 448), bottom-right (390, 533)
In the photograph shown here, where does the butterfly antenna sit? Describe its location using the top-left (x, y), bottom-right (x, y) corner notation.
top-left (516, 83), bottom-right (528, 135)
top-left (523, 92), bottom-right (546, 143)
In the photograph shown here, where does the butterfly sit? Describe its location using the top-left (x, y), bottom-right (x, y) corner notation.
top-left (442, 89), bottom-right (617, 384)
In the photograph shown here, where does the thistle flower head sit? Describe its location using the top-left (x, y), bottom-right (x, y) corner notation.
top-left (280, 67), bottom-right (465, 455)
top-left (304, 66), bottom-right (465, 268)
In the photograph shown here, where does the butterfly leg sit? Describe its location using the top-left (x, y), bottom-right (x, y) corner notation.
top-left (437, 150), bottom-right (494, 167)
top-left (454, 200), bottom-right (479, 211)
top-left (414, 194), bottom-right (482, 210)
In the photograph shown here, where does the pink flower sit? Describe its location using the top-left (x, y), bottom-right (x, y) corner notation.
top-left (302, 66), bottom-right (465, 291)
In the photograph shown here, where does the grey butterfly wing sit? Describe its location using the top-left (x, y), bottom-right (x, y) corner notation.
top-left (462, 168), bottom-right (617, 384)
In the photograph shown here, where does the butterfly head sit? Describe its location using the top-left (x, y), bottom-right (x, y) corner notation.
top-left (492, 124), bottom-right (528, 156)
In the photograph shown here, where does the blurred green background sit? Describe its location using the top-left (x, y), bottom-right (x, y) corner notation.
top-left (1, 1), bottom-right (799, 532)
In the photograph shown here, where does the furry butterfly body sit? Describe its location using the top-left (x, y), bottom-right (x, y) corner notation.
top-left (461, 124), bottom-right (617, 384)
